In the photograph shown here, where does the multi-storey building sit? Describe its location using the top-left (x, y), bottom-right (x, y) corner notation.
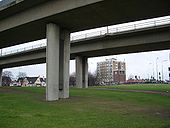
top-left (97, 58), bottom-right (126, 85)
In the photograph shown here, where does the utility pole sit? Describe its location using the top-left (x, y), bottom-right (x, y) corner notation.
top-left (156, 57), bottom-right (159, 81)
top-left (162, 60), bottom-right (168, 81)
top-left (149, 62), bottom-right (154, 80)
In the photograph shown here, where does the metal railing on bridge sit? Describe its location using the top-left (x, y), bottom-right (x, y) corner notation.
top-left (1, 43), bottom-right (46, 56)
top-left (71, 16), bottom-right (170, 40)
top-left (1, 16), bottom-right (170, 57)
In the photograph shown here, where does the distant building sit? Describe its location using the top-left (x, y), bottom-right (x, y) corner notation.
top-left (126, 79), bottom-right (145, 84)
top-left (17, 76), bottom-right (46, 86)
top-left (97, 58), bottom-right (126, 85)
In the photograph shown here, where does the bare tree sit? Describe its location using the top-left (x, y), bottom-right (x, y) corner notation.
top-left (69, 71), bottom-right (97, 86)
top-left (17, 72), bottom-right (27, 78)
top-left (2, 71), bottom-right (13, 86)
top-left (2, 71), bottom-right (13, 78)
top-left (128, 74), bottom-right (134, 80)
top-left (69, 72), bottom-right (76, 86)
top-left (88, 71), bottom-right (97, 86)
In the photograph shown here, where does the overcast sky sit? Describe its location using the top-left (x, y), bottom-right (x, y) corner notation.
top-left (2, 16), bottom-right (170, 80)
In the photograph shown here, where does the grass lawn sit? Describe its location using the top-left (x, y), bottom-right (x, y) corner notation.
top-left (0, 86), bottom-right (170, 128)
top-left (92, 84), bottom-right (170, 92)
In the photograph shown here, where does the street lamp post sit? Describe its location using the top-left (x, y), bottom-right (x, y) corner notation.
top-left (156, 57), bottom-right (159, 81)
top-left (162, 60), bottom-right (168, 82)
top-left (149, 62), bottom-right (154, 80)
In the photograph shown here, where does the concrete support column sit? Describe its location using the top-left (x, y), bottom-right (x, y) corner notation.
top-left (83, 57), bottom-right (88, 88)
top-left (76, 56), bottom-right (88, 88)
top-left (59, 30), bottom-right (70, 98)
top-left (46, 23), bottom-right (70, 101)
top-left (0, 69), bottom-right (2, 86)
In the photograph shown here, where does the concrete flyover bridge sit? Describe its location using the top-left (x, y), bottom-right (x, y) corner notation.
top-left (0, 0), bottom-right (170, 101)
top-left (1, 20), bottom-right (170, 92)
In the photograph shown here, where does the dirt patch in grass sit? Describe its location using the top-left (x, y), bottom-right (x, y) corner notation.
top-left (0, 87), bottom-right (46, 101)
top-left (155, 111), bottom-right (170, 119)
top-left (0, 87), bottom-right (35, 94)
top-left (96, 88), bottom-right (170, 96)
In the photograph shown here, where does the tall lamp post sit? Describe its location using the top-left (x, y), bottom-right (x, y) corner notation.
top-left (149, 62), bottom-right (154, 80)
top-left (162, 60), bottom-right (168, 82)
top-left (156, 57), bottom-right (159, 81)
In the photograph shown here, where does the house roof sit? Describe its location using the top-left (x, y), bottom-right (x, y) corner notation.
top-left (17, 76), bottom-right (46, 84)
top-left (26, 77), bottom-right (38, 84)
top-left (40, 77), bottom-right (46, 82)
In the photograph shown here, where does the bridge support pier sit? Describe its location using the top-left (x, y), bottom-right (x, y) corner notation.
top-left (0, 69), bottom-right (2, 86)
top-left (76, 56), bottom-right (88, 88)
top-left (46, 23), bottom-right (70, 101)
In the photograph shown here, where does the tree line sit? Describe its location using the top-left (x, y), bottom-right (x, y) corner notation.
top-left (1, 70), bottom-right (98, 86)
top-left (69, 72), bottom-right (97, 86)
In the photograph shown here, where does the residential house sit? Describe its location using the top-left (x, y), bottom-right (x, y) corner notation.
top-left (17, 76), bottom-right (46, 86)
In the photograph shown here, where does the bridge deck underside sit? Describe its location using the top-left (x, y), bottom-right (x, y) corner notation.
top-left (0, 0), bottom-right (170, 48)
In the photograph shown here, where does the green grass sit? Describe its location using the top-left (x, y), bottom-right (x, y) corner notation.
top-left (92, 84), bottom-right (170, 92)
top-left (0, 86), bottom-right (170, 128)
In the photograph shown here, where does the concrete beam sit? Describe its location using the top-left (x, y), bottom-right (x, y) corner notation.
top-left (76, 56), bottom-right (88, 88)
top-left (0, 0), bottom-right (103, 48)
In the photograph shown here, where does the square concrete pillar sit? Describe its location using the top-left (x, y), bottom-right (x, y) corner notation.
top-left (46, 23), bottom-right (70, 101)
top-left (46, 23), bottom-right (60, 101)
top-left (59, 30), bottom-right (70, 98)
top-left (83, 57), bottom-right (88, 88)
top-left (76, 56), bottom-right (88, 88)
top-left (0, 69), bottom-right (2, 86)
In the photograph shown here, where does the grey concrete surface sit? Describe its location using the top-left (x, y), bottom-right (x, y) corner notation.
top-left (83, 57), bottom-right (88, 88)
top-left (0, 68), bottom-right (2, 86)
top-left (46, 23), bottom-right (70, 101)
top-left (0, 0), bottom-right (170, 48)
top-left (58, 30), bottom-right (70, 99)
top-left (76, 56), bottom-right (88, 88)
top-left (75, 56), bottom-right (83, 88)
top-left (46, 23), bottom-right (60, 101)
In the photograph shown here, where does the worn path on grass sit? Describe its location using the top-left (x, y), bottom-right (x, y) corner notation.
top-left (1, 87), bottom-right (170, 96)
top-left (0, 87), bottom-right (46, 100)
top-left (96, 88), bottom-right (170, 96)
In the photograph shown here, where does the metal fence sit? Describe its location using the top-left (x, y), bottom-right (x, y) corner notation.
top-left (1, 16), bottom-right (170, 56)
top-left (71, 17), bottom-right (170, 40)
top-left (1, 43), bottom-right (46, 56)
